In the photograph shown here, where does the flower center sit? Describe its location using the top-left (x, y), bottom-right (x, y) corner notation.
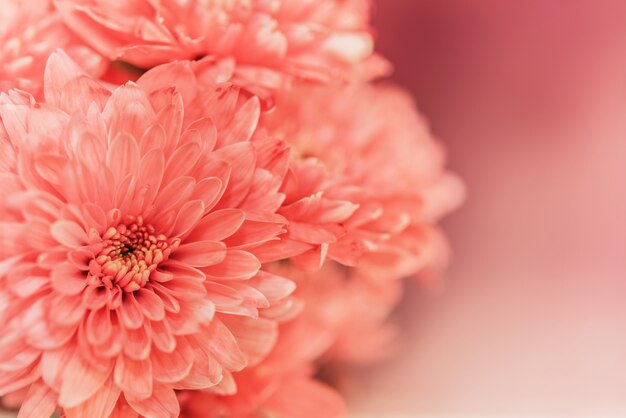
top-left (88, 216), bottom-right (178, 292)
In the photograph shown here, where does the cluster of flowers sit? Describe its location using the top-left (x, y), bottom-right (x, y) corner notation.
top-left (0, 1), bottom-right (464, 417)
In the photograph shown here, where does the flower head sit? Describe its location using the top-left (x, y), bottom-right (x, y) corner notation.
top-left (54, 0), bottom-right (388, 93)
top-left (261, 83), bottom-right (465, 279)
top-left (0, 52), bottom-right (296, 417)
top-left (0, 0), bottom-right (105, 96)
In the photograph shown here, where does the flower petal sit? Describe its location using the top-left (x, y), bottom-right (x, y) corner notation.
top-left (64, 377), bottom-right (120, 418)
top-left (186, 209), bottom-right (245, 242)
top-left (50, 221), bottom-right (88, 248)
top-left (173, 241), bottom-right (226, 267)
top-left (117, 292), bottom-right (144, 329)
top-left (16, 381), bottom-right (56, 418)
top-left (58, 351), bottom-right (110, 408)
top-left (202, 250), bottom-right (261, 281)
top-left (125, 383), bottom-right (179, 418)
top-left (51, 263), bottom-right (87, 295)
top-left (114, 356), bottom-right (152, 400)
top-left (135, 288), bottom-right (165, 321)
top-left (151, 338), bottom-right (193, 383)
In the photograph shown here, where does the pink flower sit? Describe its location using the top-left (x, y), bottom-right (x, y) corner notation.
top-left (0, 52), bottom-right (296, 417)
top-left (0, 0), bottom-right (105, 97)
top-left (261, 83), bottom-right (465, 279)
top-left (54, 0), bottom-right (387, 92)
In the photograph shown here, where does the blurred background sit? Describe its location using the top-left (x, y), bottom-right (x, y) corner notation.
top-left (348, 1), bottom-right (626, 417)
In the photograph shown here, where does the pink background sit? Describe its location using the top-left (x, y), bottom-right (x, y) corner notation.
top-left (348, 1), bottom-right (626, 416)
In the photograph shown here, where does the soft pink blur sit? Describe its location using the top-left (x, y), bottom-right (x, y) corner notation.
top-left (350, 1), bottom-right (626, 416)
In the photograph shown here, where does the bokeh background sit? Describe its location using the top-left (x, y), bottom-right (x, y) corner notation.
top-left (347, 1), bottom-right (626, 417)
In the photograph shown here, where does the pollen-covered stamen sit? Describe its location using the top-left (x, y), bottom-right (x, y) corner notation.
top-left (88, 216), bottom-right (179, 292)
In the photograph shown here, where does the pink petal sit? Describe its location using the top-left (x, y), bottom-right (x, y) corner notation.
top-left (33, 154), bottom-right (65, 186)
top-left (135, 288), bottom-right (165, 321)
top-left (186, 209), bottom-right (245, 242)
top-left (149, 284), bottom-right (180, 314)
top-left (251, 239), bottom-right (313, 264)
top-left (17, 381), bottom-right (57, 418)
top-left (221, 316), bottom-right (277, 366)
top-left (137, 148), bottom-right (165, 207)
top-left (122, 325), bottom-right (151, 360)
top-left (288, 222), bottom-right (338, 244)
top-left (5, 265), bottom-right (49, 298)
top-left (43, 50), bottom-right (83, 106)
top-left (51, 263), bottom-right (87, 295)
top-left (173, 240), bottom-right (226, 267)
top-left (185, 117), bottom-right (217, 152)
top-left (221, 97), bottom-right (260, 146)
top-left (0, 334), bottom-right (39, 372)
top-left (64, 377), bottom-right (120, 418)
top-left (137, 61), bottom-right (196, 107)
top-left (114, 356), bottom-right (152, 400)
top-left (102, 83), bottom-right (154, 141)
top-left (161, 276), bottom-right (207, 300)
top-left (247, 271), bottom-right (296, 303)
top-left (291, 243), bottom-right (329, 271)
top-left (204, 282), bottom-right (243, 307)
top-left (159, 260), bottom-right (204, 282)
top-left (25, 300), bottom-right (78, 350)
top-left (0, 363), bottom-right (39, 396)
top-left (108, 397), bottom-right (140, 418)
top-left (224, 217), bottom-right (286, 249)
top-left (153, 176), bottom-right (196, 216)
top-left (68, 248), bottom-right (94, 271)
top-left (85, 307), bottom-right (112, 346)
top-left (125, 383), bottom-right (179, 418)
top-left (58, 351), bottom-right (110, 408)
top-left (59, 76), bottom-right (110, 114)
top-left (209, 369), bottom-right (236, 396)
top-left (190, 176), bottom-right (223, 213)
top-left (106, 132), bottom-right (140, 184)
top-left (151, 338), bottom-right (193, 383)
top-left (82, 286), bottom-right (111, 310)
top-left (150, 268), bottom-right (174, 283)
top-left (75, 132), bottom-right (107, 175)
top-left (150, 320), bottom-right (176, 353)
top-left (117, 292), bottom-right (144, 329)
top-left (169, 200), bottom-right (205, 238)
top-left (163, 141), bottom-right (201, 183)
top-left (151, 97), bottom-right (184, 155)
top-left (50, 294), bottom-right (86, 326)
top-left (213, 142), bottom-right (256, 208)
top-left (202, 250), bottom-right (261, 281)
top-left (50, 220), bottom-right (88, 248)
top-left (200, 319), bottom-right (246, 372)
top-left (139, 124), bottom-right (167, 156)
top-left (165, 307), bottom-right (201, 336)
top-left (173, 350), bottom-right (222, 390)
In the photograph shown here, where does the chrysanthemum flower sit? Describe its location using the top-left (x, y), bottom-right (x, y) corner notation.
top-left (0, 52), bottom-right (296, 417)
top-left (177, 260), bottom-right (402, 418)
top-left (53, 0), bottom-right (387, 93)
top-left (261, 83), bottom-right (465, 278)
top-left (0, 0), bottom-right (105, 96)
